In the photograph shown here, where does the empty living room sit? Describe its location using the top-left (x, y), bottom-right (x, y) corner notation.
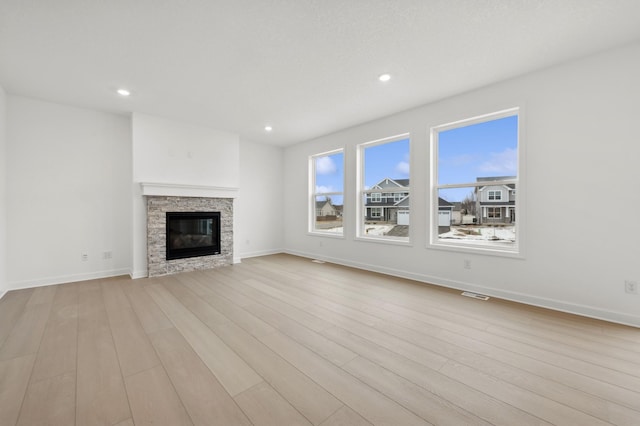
top-left (0, 2), bottom-right (639, 425)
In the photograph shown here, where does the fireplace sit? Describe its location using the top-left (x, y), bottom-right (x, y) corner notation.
top-left (145, 195), bottom-right (233, 277)
top-left (166, 211), bottom-right (220, 260)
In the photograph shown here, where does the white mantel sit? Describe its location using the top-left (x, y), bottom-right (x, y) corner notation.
top-left (140, 182), bottom-right (239, 198)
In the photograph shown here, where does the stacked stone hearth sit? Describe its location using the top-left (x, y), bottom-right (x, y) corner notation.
top-left (146, 196), bottom-right (233, 277)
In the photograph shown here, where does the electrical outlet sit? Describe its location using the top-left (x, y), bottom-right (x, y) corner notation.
top-left (103, 251), bottom-right (112, 260)
top-left (464, 259), bottom-right (472, 270)
top-left (625, 280), bottom-right (638, 294)
top-left (81, 253), bottom-right (88, 262)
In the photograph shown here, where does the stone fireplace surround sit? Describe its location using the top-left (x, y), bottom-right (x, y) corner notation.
top-left (141, 183), bottom-right (237, 278)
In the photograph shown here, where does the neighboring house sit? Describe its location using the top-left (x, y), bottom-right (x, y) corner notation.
top-left (333, 204), bottom-right (343, 218)
top-left (437, 197), bottom-right (454, 227)
top-left (364, 178), bottom-right (452, 226)
top-left (315, 199), bottom-right (339, 218)
top-left (364, 178), bottom-right (409, 223)
top-left (475, 176), bottom-right (516, 224)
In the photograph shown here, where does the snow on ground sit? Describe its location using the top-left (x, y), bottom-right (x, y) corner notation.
top-left (321, 226), bottom-right (343, 233)
top-left (363, 225), bottom-right (395, 236)
top-left (440, 225), bottom-right (515, 243)
top-left (317, 224), bottom-right (395, 235)
top-left (319, 224), bottom-right (515, 245)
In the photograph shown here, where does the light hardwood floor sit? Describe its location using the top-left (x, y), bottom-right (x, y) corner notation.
top-left (1, 254), bottom-right (639, 425)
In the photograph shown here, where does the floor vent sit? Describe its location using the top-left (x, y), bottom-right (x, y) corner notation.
top-left (311, 259), bottom-right (326, 264)
top-left (461, 291), bottom-right (490, 301)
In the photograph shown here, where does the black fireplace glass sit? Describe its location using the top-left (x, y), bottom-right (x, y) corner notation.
top-left (166, 212), bottom-right (221, 260)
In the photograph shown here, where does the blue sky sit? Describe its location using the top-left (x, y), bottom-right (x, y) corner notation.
top-left (315, 152), bottom-right (344, 205)
top-left (364, 138), bottom-right (410, 188)
top-left (438, 115), bottom-right (518, 184)
top-left (438, 114), bottom-right (518, 201)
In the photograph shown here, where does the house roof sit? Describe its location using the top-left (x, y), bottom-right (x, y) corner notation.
top-left (364, 192), bottom-right (452, 208)
top-left (315, 200), bottom-right (332, 209)
top-left (476, 176), bottom-right (516, 182)
top-left (477, 177), bottom-right (516, 190)
top-left (371, 178), bottom-right (409, 189)
top-left (478, 201), bottom-right (516, 206)
top-left (438, 197), bottom-right (453, 208)
top-left (364, 200), bottom-right (403, 207)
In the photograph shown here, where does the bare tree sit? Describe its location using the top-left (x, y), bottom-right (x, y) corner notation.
top-left (460, 190), bottom-right (477, 216)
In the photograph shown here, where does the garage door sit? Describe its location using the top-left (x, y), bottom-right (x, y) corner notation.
top-left (397, 211), bottom-right (410, 225)
top-left (438, 211), bottom-right (451, 226)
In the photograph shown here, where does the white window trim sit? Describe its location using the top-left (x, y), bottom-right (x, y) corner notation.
top-left (428, 107), bottom-right (524, 258)
top-left (356, 133), bottom-right (411, 245)
top-left (309, 148), bottom-right (345, 237)
top-left (487, 207), bottom-right (502, 218)
top-left (488, 190), bottom-right (502, 201)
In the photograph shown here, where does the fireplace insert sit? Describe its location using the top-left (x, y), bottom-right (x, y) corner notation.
top-left (166, 212), bottom-right (221, 260)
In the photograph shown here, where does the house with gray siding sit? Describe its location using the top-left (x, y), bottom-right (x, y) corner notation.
top-left (476, 176), bottom-right (516, 224)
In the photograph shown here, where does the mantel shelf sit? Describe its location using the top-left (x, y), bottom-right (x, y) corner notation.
top-left (140, 182), bottom-right (239, 198)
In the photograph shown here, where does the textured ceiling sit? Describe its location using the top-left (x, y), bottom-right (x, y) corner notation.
top-left (1, 0), bottom-right (640, 146)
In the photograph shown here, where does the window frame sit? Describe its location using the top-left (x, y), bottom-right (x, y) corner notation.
top-left (356, 133), bottom-right (411, 245)
top-left (429, 107), bottom-right (523, 257)
top-left (309, 148), bottom-right (345, 237)
top-left (487, 207), bottom-right (502, 218)
top-left (488, 190), bottom-right (502, 201)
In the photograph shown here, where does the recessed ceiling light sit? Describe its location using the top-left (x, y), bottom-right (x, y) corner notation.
top-left (264, 125), bottom-right (273, 132)
top-left (378, 73), bottom-right (391, 82)
top-left (116, 88), bottom-right (131, 96)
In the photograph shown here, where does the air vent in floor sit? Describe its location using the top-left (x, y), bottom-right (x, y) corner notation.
top-left (461, 291), bottom-right (490, 301)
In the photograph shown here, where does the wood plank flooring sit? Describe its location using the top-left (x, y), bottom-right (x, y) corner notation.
top-left (1, 253), bottom-right (639, 425)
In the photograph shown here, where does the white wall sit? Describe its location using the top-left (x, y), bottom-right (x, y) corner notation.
top-left (0, 85), bottom-right (7, 297)
top-left (131, 113), bottom-right (240, 277)
top-left (132, 113), bottom-right (239, 187)
top-left (236, 139), bottom-right (284, 260)
top-left (283, 42), bottom-right (640, 327)
top-left (6, 96), bottom-right (132, 288)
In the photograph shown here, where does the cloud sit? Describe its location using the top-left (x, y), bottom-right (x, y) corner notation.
top-left (315, 185), bottom-right (334, 193)
top-left (478, 148), bottom-right (517, 174)
top-left (394, 153), bottom-right (410, 176)
top-left (440, 153), bottom-right (477, 167)
top-left (395, 161), bottom-right (410, 176)
top-left (316, 156), bottom-right (337, 175)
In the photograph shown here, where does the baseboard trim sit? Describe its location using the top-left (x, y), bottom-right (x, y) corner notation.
top-left (7, 268), bottom-right (132, 291)
top-left (238, 248), bottom-right (284, 261)
top-left (130, 269), bottom-right (148, 280)
top-left (284, 249), bottom-right (640, 329)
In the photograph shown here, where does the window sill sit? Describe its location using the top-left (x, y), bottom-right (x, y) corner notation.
top-left (308, 231), bottom-right (345, 239)
top-left (428, 239), bottom-right (523, 259)
top-left (355, 236), bottom-right (412, 247)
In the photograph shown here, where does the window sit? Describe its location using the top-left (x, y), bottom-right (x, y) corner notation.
top-left (488, 190), bottom-right (502, 201)
top-left (357, 134), bottom-right (410, 242)
top-left (487, 207), bottom-right (501, 218)
top-left (431, 108), bottom-right (520, 254)
top-left (310, 149), bottom-right (344, 235)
